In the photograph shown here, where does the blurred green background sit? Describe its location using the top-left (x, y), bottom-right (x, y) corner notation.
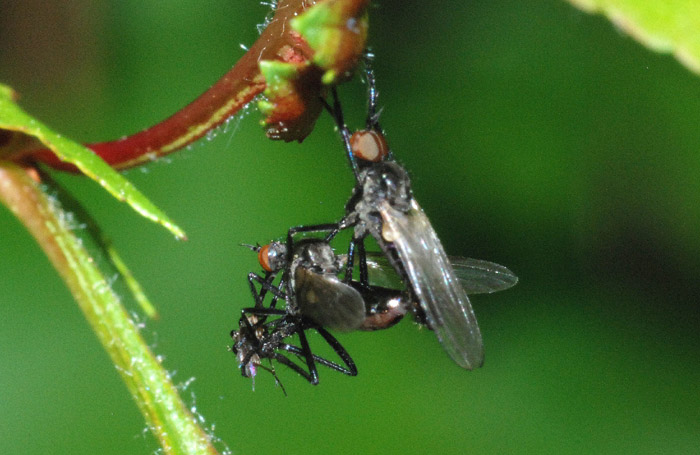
top-left (2, 0), bottom-right (700, 453)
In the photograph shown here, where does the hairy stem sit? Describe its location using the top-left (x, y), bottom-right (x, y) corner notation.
top-left (0, 160), bottom-right (220, 455)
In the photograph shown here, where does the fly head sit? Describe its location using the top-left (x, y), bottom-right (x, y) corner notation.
top-left (258, 241), bottom-right (287, 273)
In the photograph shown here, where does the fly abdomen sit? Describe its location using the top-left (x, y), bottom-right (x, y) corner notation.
top-left (351, 283), bottom-right (410, 331)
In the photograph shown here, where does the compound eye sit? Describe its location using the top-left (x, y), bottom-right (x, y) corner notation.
top-left (258, 244), bottom-right (273, 272)
top-left (260, 242), bottom-right (287, 272)
top-left (350, 130), bottom-right (388, 162)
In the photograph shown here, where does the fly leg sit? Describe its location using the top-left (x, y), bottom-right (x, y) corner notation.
top-left (286, 223), bottom-right (341, 250)
top-left (293, 322), bottom-right (319, 385)
top-left (314, 325), bottom-right (358, 376)
top-left (363, 51), bottom-right (381, 133)
top-left (247, 271), bottom-right (286, 309)
top-left (355, 237), bottom-right (369, 287)
top-left (361, 52), bottom-right (393, 161)
top-left (320, 87), bottom-right (360, 180)
top-left (342, 235), bottom-right (369, 288)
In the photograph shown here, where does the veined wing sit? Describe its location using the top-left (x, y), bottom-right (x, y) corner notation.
top-left (294, 267), bottom-right (366, 332)
top-left (366, 252), bottom-right (518, 295)
top-left (450, 257), bottom-right (517, 294)
top-left (364, 252), bottom-right (404, 289)
top-left (379, 199), bottom-right (484, 369)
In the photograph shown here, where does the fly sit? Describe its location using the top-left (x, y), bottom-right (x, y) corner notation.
top-left (231, 308), bottom-right (356, 391)
top-left (321, 58), bottom-right (518, 369)
top-left (233, 225), bottom-right (365, 386)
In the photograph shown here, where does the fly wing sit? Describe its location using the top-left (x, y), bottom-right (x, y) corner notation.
top-left (450, 257), bottom-right (518, 294)
top-left (379, 199), bottom-right (484, 369)
top-left (367, 252), bottom-right (518, 295)
top-left (365, 252), bottom-right (404, 289)
top-left (294, 268), bottom-right (366, 332)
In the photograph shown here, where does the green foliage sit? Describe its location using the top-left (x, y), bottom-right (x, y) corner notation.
top-left (569, 0), bottom-right (700, 74)
top-left (0, 84), bottom-right (186, 239)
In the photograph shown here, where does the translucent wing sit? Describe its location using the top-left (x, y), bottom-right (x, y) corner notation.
top-left (379, 199), bottom-right (484, 369)
top-left (364, 252), bottom-right (404, 289)
top-left (450, 257), bottom-right (518, 294)
top-left (294, 268), bottom-right (366, 332)
top-left (366, 253), bottom-right (518, 295)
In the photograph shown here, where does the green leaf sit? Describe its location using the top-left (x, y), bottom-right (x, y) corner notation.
top-left (105, 241), bottom-right (159, 319)
top-left (0, 161), bottom-right (219, 455)
top-left (568, 0), bottom-right (700, 74)
top-left (0, 83), bottom-right (187, 240)
top-left (39, 168), bottom-right (160, 320)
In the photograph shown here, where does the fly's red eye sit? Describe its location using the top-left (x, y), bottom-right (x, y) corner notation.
top-left (258, 244), bottom-right (272, 272)
top-left (350, 130), bottom-right (388, 162)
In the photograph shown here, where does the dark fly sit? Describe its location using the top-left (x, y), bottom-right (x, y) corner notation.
top-left (231, 308), bottom-right (357, 389)
top-left (248, 234), bottom-right (366, 332)
top-left (247, 224), bottom-right (419, 332)
top-left (232, 225), bottom-right (373, 386)
top-left (321, 59), bottom-right (518, 369)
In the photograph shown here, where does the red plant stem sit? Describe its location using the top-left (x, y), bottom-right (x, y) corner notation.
top-left (28, 0), bottom-right (315, 172)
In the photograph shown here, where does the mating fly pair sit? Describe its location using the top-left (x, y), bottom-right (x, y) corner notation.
top-left (231, 226), bottom-right (411, 388)
top-left (231, 60), bottom-right (518, 387)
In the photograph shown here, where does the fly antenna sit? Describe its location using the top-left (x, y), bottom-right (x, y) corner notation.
top-left (240, 243), bottom-right (261, 252)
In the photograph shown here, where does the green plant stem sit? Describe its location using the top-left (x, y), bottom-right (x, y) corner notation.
top-left (0, 160), bottom-right (220, 455)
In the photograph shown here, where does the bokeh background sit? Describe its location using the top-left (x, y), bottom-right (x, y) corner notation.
top-left (2, 1), bottom-right (700, 453)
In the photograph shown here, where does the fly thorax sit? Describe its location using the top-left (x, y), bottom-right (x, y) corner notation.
top-left (353, 199), bottom-right (379, 238)
top-left (359, 161), bottom-right (412, 213)
top-left (297, 240), bottom-right (341, 274)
